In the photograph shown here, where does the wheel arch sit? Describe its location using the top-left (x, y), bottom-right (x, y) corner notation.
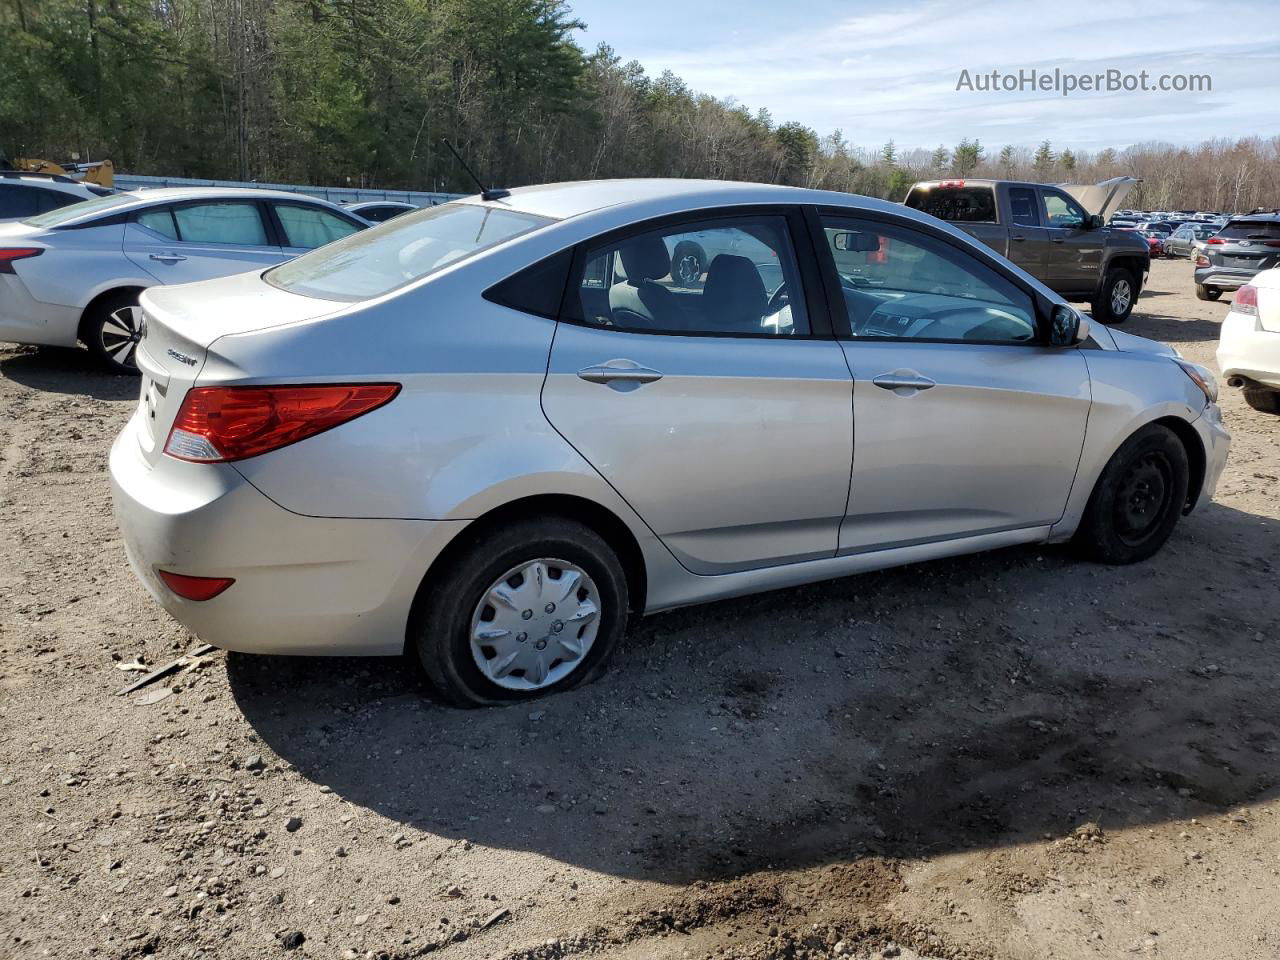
top-left (404, 493), bottom-right (649, 654)
top-left (77, 285), bottom-right (147, 343)
top-left (1105, 255), bottom-right (1147, 296)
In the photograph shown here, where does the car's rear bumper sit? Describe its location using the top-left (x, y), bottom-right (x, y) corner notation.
top-left (109, 415), bottom-right (467, 656)
top-left (1195, 265), bottom-right (1258, 291)
top-left (1217, 310), bottom-right (1280, 390)
top-left (0, 275), bottom-right (81, 347)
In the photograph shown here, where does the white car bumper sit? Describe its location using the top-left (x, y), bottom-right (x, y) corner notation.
top-left (1217, 309), bottom-right (1280, 391)
top-left (109, 412), bottom-right (467, 656)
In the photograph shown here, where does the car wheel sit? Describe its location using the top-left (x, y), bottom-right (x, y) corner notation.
top-left (670, 241), bottom-right (705, 287)
top-left (1074, 423), bottom-right (1189, 565)
top-left (1243, 387), bottom-right (1280, 415)
top-left (1091, 267), bottom-right (1135, 324)
top-left (84, 291), bottom-right (144, 374)
top-left (1195, 284), bottom-right (1221, 302)
top-left (410, 517), bottom-right (630, 707)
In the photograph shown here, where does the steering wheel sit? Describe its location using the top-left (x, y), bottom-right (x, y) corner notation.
top-left (767, 282), bottom-right (789, 313)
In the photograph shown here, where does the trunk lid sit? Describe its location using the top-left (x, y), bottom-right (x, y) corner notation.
top-left (132, 269), bottom-right (346, 465)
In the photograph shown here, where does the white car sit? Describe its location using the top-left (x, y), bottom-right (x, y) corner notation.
top-left (0, 187), bottom-right (367, 371)
top-left (0, 171), bottom-right (116, 220)
top-left (1217, 267), bottom-right (1280, 414)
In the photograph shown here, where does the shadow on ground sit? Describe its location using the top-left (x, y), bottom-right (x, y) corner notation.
top-left (0, 346), bottom-right (138, 400)
top-left (229, 500), bottom-right (1280, 885)
top-left (1123, 306), bottom-right (1227, 344)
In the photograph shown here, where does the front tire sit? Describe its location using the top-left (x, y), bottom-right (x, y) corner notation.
top-left (1195, 284), bottom-right (1221, 302)
top-left (83, 291), bottom-right (144, 374)
top-left (1243, 387), bottom-right (1280, 415)
top-left (1074, 424), bottom-right (1189, 565)
top-left (1091, 267), bottom-right (1136, 324)
top-left (409, 517), bottom-right (630, 707)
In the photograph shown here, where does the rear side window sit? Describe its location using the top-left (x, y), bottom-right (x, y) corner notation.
top-left (1217, 220), bottom-right (1280, 241)
top-left (173, 202), bottom-right (268, 245)
top-left (905, 185), bottom-right (997, 223)
top-left (484, 249), bottom-right (572, 318)
top-left (267, 203), bottom-right (552, 302)
top-left (137, 207), bottom-right (180, 240)
top-left (274, 203), bottom-right (361, 249)
top-left (0, 184), bottom-right (44, 219)
top-left (1008, 187), bottom-right (1040, 227)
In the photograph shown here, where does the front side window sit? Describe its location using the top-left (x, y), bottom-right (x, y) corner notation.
top-left (274, 203), bottom-right (361, 249)
top-left (268, 202), bottom-right (552, 302)
top-left (173, 202), bottom-right (268, 245)
top-left (821, 216), bottom-right (1037, 344)
top-left (573, 216), bottom-right (808, 336)
top-left (1042, 189), bottom-right (1086, 228)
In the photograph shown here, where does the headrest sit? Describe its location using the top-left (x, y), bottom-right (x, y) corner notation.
top-left (702, 255), bottom-right (767, 328)
top-left (618, 236), bottom-right (671, 282)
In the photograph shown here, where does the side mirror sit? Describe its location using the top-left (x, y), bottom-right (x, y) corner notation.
top-left (1086, 213), bottom-right (1105, 230)
top-left (833, 231), bottom-right (881, 253)
top-left (1047, 303), bottom-right (1090, 346)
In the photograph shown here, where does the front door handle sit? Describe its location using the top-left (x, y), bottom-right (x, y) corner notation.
top-left (1011, 234), bottom-right (1026, 242)
top-left (1051, 237), bottom-right (1065, 244)
top-left (150, 253), bottom-right (188, 263)
top-left (872, 370), bottom-right (936, 394)
top-left (577, 359), bottom-right (663, 386)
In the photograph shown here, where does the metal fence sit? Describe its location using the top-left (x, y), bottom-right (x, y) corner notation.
top-left (113, 173), bottom-right (463, 207)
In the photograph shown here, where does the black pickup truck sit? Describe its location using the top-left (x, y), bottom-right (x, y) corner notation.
top-left (904, 178), bottom-right (1150, 323)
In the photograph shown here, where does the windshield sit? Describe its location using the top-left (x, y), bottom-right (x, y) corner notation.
top-left (23, 191), bottom-right (139, 228)
top-left (266, 203), bottom-right (553, 301)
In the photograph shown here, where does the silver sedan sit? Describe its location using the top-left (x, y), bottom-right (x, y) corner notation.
top-left (109, 179), bottom-right (1230, 705)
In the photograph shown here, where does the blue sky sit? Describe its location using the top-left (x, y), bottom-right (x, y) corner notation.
top-left (567, 0), bottom-right (1280, 152)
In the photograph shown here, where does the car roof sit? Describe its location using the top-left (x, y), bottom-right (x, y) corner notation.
top-left (0, 174), bottom-right (100, 195)
top-left (1227, 213), bottom-right (1280, 223)
top-left (35, 186), bottom-right (354, 227)
top-left (455, 178), bottom-right (911, 222)
top-left (348, 200), bottom-right (416, 209)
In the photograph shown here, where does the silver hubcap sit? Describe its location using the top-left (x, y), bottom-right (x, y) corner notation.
top-left (1111, 279), bottom-right (1132, 315)
top-left (469, 559), bottom-right (600, 691)
top-left (100, 305), bottom-right (142, 369)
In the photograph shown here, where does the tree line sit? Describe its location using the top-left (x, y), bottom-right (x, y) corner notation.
top-left (2, 0), bottom-right (1276, 213)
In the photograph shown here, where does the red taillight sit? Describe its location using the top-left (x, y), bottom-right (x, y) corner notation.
top-left (1207, 236), bottom-right (1225, 245)
top-left (1195, 255), bottom-right (1209, 267)
top-left (1233, 284), bottom-right (1258, 317)
top-left (938, 179), bottom-right (965, 188)
top-left (0, 247), bottom-right (43, 273)
top-left (157, 569), bottom-right (235, 601)
top-left (164, 383), bottom-right (400, 463)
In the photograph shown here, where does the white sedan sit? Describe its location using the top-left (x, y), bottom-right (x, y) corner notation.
top-left (1217, 268), bottom-right (1280, 414)
top-left (0, 187), bottom-right (367, 372)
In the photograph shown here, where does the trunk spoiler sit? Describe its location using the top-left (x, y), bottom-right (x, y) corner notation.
top-left (1057, 177), bottom-right (1140, 222)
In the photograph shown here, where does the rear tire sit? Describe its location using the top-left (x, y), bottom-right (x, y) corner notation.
top-left (1074, 424), bottom-right (1189, 565)
top-left (83, 291), bottom-right (144, 374)
top-left (409, 517), bottom-right (629, 707)
top-left (1091, 267), bottom-right (1136, 324)
top-left (1195, 284), bottom-right (1220, 302)
top-left (1243, 387), bottom-right (1280, 415)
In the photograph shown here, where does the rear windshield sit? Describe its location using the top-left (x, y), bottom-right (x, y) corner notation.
top-left (1216, 220), bottom-right (1280, 240)
top-left (266, 203), bottom-right (553, 301)
top-left (22, 191), bottom-right (139, 228)
top-left (904, 185), bottom-right (997, 223)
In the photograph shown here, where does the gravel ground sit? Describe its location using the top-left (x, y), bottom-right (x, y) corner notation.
top-left (1, 258), bottom-right (1278, 960)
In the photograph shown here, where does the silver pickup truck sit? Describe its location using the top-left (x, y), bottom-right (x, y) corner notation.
top-left (904, 177), bottom-right (1150, 323)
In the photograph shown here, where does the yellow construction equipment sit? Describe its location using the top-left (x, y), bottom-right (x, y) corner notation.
top-left (9, 157), bottom-right (114, 188)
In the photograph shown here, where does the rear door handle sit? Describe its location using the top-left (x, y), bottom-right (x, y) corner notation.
top-left (150, 253), bottom-right (188, 263)
top-left (1051, 238), bottom-right (1065, 244)
top-left (872, 371), bottom-right (936, 393)
top-left (577, 359), bottom-right (663, 386)
top-left (1010, 235), bottom-right (1026, 242)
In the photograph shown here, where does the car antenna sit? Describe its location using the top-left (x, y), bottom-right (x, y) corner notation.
top-left (442, 139), bottom-right (510, 202)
